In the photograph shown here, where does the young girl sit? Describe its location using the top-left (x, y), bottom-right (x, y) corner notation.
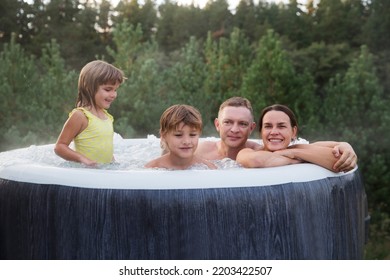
top-left (54, 60), bottom-right (125, 166)
top-left (145, 104), bottom-right (216, 170)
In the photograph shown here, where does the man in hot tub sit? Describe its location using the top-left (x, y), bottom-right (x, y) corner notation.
top-left (195, 96), bottom-right (357, 172)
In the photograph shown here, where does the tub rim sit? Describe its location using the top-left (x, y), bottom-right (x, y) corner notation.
top-left (0, 162), bottom-right (356, 190)
top-left (0, 138), bottom-right (356, 190)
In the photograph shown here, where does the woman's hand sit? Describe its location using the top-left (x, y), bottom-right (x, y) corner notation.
top-left (332, 142), bottom-right (358, 172)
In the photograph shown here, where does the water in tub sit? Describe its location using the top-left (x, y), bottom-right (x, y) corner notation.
top-left (0, 133), bottom-right (309, 170)
top-left (0, 134), bottom-right (239, 170)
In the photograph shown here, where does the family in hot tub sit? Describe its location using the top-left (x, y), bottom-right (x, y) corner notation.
top-left (54, 60), bottom-right (357, 172)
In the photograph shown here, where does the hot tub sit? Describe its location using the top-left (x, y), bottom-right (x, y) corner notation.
top-left (0, 137), bottom-right (369, 259)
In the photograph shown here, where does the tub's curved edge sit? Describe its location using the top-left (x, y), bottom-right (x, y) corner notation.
top-left (0, 163), bottom-right (356, 190)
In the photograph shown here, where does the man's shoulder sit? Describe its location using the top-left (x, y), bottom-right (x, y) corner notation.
top-left (197, 140), bottom-right (219, 152)
top-left (196, 140), bottom-right (219, 159)
top-left (246, 140), bottom-right (263, 150)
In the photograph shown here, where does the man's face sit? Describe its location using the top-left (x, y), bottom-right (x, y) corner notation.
top-left (215, 106), bottom-right (256, 149)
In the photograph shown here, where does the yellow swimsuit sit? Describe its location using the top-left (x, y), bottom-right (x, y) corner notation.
top-left (71, 108), bottom-right (114, 164)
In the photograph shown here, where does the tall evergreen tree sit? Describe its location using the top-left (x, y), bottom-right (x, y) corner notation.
top-left (234, 0), bottom-right (260, 43)
top-left (313, 0), bottom-right (365, 47)
top-left (323, 45), bottom-right (388, 157)
top-left (139, 0), bottom-right (158, 39)
top-left (0, 37), bottom-right (77, 151)
top-left (156, 0), bottom-right (179, 53)
top-left (291, 42), bottom-right (353, 101)
top-left (96, 0), bottom-right (113, 45)
top-left (204, 0), bottom-right (233, 38)
top-left (157, 1), bottom-right (208, 53)
top-left (203, 28), bottom-right (252, 123)
top-left (322, 46), bottom-right (390, 257)
top-left (0, 0), bottom-right (32, 47)
top-left (28, 0), bottom-right (102, 69)
top-left (114, 0), bottom-right (157, 40)
top-left (242, 29), bottom-right (317, 132)
top-left (165, 37), bottom-right (212, 123)
top-left (107, 21), bottom-right (165, 137)
top-left (363, 0), bottom-right (390, 53)
top-left (276, 0), bottom-right (313, 47)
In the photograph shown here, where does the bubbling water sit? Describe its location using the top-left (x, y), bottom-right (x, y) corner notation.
top-left (0, 134), bottom-right (309, 170)
top-left (0, 134), bottom-right (242, 170)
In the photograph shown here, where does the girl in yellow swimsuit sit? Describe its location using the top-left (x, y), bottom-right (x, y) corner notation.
top-left (54, 60), bottom-right (125, 166)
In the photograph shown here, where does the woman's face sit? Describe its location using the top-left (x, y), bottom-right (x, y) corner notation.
top-left (261, 110), bottom-right (297, 151)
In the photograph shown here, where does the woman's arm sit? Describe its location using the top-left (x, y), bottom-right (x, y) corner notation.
top-left (236, 148), bottom-right (302, 168)
top-left (237, 145), bottom-right (341, 172)
top-left (278, 144), bottom-right (338, 171)
top-left (303, 141), bottom-right (357, 172)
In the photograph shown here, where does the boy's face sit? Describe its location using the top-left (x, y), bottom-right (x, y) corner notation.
top-left (162, 122), bottom-right (200, 159)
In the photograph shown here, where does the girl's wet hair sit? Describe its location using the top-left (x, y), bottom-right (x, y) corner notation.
top-left (160, 104), bottom-right (202, 135)
top-left (76, 60), bottom-right (125, 108)
top-left (258, 104), bottom-right (298, 133)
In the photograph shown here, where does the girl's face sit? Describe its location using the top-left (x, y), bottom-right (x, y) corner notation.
top-left (162, 122), bottom-right (200, 160)
top-left (261, 110), bottom-right (297, 151)
top-left (94, 82), bottom-right (120, 110)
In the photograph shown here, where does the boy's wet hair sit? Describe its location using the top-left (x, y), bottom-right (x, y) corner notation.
top-left (76, 60), bottom-right (125, 108)
top-left (160, 104), bottom-right (202, 135)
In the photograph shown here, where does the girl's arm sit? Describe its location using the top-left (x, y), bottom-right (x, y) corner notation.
top-left (54, 110), bottom-right (97, 166)
top-left (236, 148), bottom-right (302, 168)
